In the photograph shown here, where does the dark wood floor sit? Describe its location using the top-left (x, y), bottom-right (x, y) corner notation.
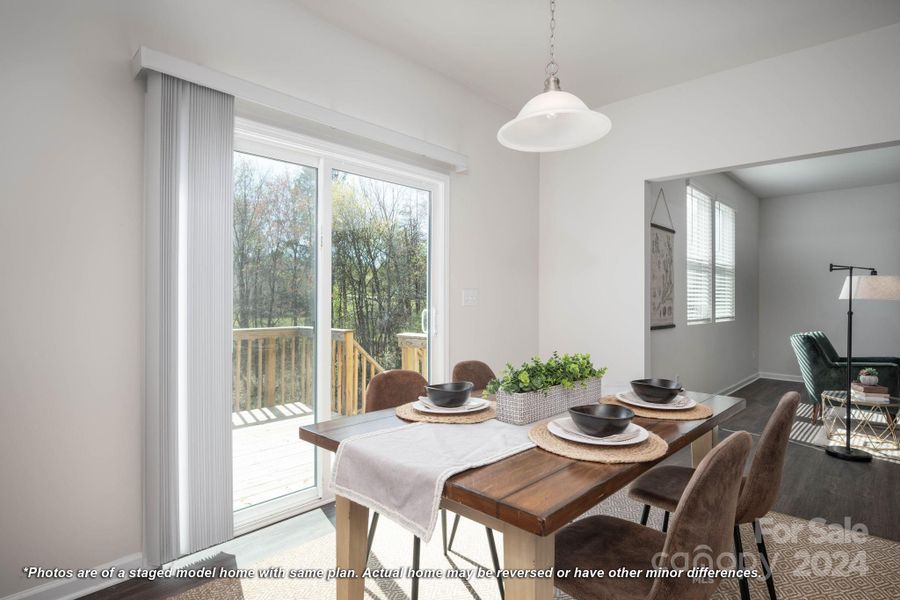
top-left (82, 378), bottom-right (900, 599)
top-left (718, 378), bottom-right (900, 542)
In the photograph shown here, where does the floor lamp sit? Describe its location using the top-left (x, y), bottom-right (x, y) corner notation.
top-left (827, 265), bottom-right (900, 462)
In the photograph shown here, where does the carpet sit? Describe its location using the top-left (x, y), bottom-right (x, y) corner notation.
top-left (786, 402), bottom-right (900, 464)
top-left (167, 490), bottom-right (900, 599)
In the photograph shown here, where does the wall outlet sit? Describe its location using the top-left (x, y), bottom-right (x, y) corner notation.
top-left (462, 288), bottom-right (479, 306)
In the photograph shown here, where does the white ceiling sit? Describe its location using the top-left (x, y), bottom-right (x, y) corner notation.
top-left (729, 145), bottom-right (900, 199)
top-left (294, 0), bottom-right (900, 111)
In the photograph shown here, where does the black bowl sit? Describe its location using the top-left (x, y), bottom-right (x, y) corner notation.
top-left (630, 378), bottom-right (683, 404)
top-left (568, 404), bottom-right (634, 437)
top-left (425, 381), bottom-right (474, 407)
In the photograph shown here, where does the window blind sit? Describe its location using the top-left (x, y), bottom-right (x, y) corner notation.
top-left (686, 185), bottom-right (713, 323)
top-left (715, 201), bottom-right (736, 321)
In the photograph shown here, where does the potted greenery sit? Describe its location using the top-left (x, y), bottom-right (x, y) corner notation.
top-left (485, 352), bottom-right (607, 425)
top-left (859, 368), bottom-right (879, 386)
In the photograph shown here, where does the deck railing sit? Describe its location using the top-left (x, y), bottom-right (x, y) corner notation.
top-left (398, 332), bottom-right (428, 378)
top-left (233, 326), bottom-right (316, 412)
top-left (232, 327), bottom-right (429, 416)
top-left (330, 329), bottom-right (384, 416)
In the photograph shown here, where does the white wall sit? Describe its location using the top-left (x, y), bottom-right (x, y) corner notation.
top-left (539, 23), bottom-right (900, 388)
top-left (758, 181), bottom-right (900, 377)
top-left (0, 0), bottom-right (538, 596)
top-left (648, 174), bottom-right (759, 394)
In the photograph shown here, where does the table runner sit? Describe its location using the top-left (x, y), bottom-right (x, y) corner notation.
top-left (331, 420), bottom-right (534, 541)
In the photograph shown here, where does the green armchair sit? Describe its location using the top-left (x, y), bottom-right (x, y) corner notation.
top-left (790, 331), bottom-right (899, 422)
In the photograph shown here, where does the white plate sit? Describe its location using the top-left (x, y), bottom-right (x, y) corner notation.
top-left (547, 418), bottom-right (649, 446)
top-left (413, 397), bottom-right (489, 414)
top-left (616, 391), bottom-right (696, 410)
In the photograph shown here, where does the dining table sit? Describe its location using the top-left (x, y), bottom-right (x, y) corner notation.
top-left (298, 390), bottom-right (746, 600)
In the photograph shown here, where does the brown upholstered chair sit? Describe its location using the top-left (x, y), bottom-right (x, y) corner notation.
top-left (363, 369), bottom-right (503, 599)
top-left (451, 360), bottom-right (496, 393)
top-left (447, 359), bottom-right (501, 569)
top-left (628, 392), bottom-right (800, 600)
top-left (555, 431), bottom-right (753, 600)
top-left (364, 369), bottom-right (427, 412)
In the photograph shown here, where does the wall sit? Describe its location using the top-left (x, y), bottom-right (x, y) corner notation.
top-left (0, 0), bottom-right (538, 596)
top-left (648, 174), bottom-right (759, 394)
top-left (758, 181), bottom-right (900, 377)
top-left (539, 23), bottom-right (900, 388)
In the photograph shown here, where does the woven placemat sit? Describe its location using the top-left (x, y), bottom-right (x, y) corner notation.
top-left (601, 395), bottom-right (713, 421)
top-left (395, 401), bottom-right (496, 424)
top-left (529, 423), bottom-right (668, 463)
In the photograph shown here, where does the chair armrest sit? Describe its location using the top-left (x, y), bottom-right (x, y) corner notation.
top-left (851, 356), bottom-right (900, 366)
top-left (831, 360), bottom-right (899, 370)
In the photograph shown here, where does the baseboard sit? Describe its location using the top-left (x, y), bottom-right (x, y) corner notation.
top-left (758, 371), bottom-right (804, 383)
top-left (716, 373), bottom-right (761, 396)
top-left (2, 553), bottom-right (142, 600)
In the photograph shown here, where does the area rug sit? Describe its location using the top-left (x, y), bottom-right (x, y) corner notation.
top-left (786, 403), bottom-right (899, 464)
top-left (167, 490), bottom-right (900, 599)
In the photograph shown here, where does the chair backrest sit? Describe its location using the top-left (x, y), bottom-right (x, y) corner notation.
top-left (648, 431), bottom-right (752, 600)
top-left (364, 369), bottom-right (427, 412)
top-left (790, 331), bottom-right (847, 403)
top-left (810, 331), bottom-right (840, 362)
top-left (735, 391), bottom-right (800, 523)
top-left (451, 360), bottom-right (496, 391)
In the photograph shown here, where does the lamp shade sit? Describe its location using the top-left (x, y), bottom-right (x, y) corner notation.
top-left (839, 275), bottom-right (900, 300)
top-left (497, 90), bottom-right (612, 152)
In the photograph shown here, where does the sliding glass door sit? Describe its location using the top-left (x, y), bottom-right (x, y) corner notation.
top-left (329, 169), bottom-right (432, 415)
top-left (230, 120), bottom-right (446, 532)
top-left (232, 148), bottom-right (320, 531)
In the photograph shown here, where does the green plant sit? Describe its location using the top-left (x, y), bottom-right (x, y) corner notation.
top-left (859, 367), bottom-right (878, 377)
top-left (485, 352), bottom-right (607, 395)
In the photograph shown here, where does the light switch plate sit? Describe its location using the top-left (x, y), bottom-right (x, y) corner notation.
top-left (462, 288), bottom-right (478, 306)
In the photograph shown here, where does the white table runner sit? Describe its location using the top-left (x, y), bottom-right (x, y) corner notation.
top-left (331, 419), bottom-right (535, 541)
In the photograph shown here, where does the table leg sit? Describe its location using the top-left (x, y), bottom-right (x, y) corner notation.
top-left (502, 527), bottom-right (555, 600)
top-left (336, 495), bottom-right (368, 600)
top-left (691, 426), bottom-right (718, 467)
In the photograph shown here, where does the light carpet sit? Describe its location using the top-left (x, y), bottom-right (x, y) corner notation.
top-left (168, 490), bottom-right (899, 599)
top-left (786, 403), bottom-right (899, 464)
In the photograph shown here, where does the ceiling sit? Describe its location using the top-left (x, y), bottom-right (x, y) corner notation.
top-left (729, 145), bottom-right (900, 199)
top-left (294, 0), bottom-right (900, 111)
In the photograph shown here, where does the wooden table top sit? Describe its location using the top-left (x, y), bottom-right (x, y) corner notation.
top-left (299, 391), bottom-right (745, 537)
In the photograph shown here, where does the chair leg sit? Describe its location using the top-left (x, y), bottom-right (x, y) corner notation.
top-left (640, 504), bottom-right (651, 526)
top-left (366, 512), bottom-right (380, 561)
top-left (485, 527), bottom-right (504, 599)
top-left (662, 510), bottom-right (670, 533)
top-left (411, 535), bottom-right (421, 600)
top-left (754, 519), bottom-right (777, 600)
top-left (447, 513), bottom-right (461, 552)
top-left (441, 509), bottom-right (448, 556)
top-left (812, 401), bottom-right (821, 424)
top-left (733, 525), bottom-right (751, 600)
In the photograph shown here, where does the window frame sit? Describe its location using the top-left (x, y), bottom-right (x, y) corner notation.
top-left (685, 182), bottom-right (736, 326)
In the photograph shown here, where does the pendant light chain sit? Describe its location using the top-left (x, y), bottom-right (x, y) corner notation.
top-left (497, 0), bottom-right (612, 151)
top-left (546, 0), bottom-right (559, 76)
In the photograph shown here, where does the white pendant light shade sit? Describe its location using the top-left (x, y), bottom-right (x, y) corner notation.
top-left (497, 0), bottom-right (612, 152)
top-left (497, 88), bottom-right (611, 152)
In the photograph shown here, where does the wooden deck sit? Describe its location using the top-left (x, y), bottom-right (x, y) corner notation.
top-left (232, 401), bottom-right (316, 511)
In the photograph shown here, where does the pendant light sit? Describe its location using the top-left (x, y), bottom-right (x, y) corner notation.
top-left (498, 0), bottom-right (612, 152)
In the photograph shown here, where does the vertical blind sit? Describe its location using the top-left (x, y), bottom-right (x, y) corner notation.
top-left (715, 202), bottom-right (736, 321)
top-left (145, 72), bottom-right (235, 566)
top-left (686, 185), bottom-right (713, 323)
top-left (686, 184), bottom-right (736, 324)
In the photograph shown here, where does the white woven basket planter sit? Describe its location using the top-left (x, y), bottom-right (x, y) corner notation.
top-left (494, 377), bottom-right (603, 425)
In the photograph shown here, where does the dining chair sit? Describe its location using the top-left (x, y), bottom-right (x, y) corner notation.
top-left (555, 431), bottom-right (752, 600)
top-left (363, 369), bottom-right (504, 599)
top-left (447, 359), bottom-right (502, 576)
top-left (451, 359), bottom-right (497, 394)
top-left (627, 392), bottom-right (800, 600)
